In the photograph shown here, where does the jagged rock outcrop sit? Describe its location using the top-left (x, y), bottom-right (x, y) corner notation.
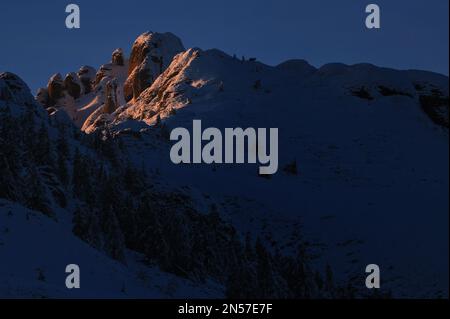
top-left (77, 65), bottom-right (96, 94)
top-left (81, 77), bottom-right (118, 133)
top-left (112, 48), bottom-right (125, 66)
top-left (41, 72), bottom-right (83, 106)
top-left (123, 32), bottom-right (185, 102)
top-left (37, 33), bottom-right (184, 131)
top-left (118, 48), bottom-right (199, 123)
top-left (35, 88), bottom-right (50, 106)
top-left (47, 73), bottom-right (65, 105)
top-left (64, 72), bottom-right (82, 99)
top-left (103, 78), bottom-right (118, 114)
top-left (116, 47), bottom-right (276, 125)
top-left (94, 65), bottom-right (110, 89)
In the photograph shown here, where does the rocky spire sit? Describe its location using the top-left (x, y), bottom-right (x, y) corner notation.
top-left (64, 72), bottom-right (81, 99)
top-left (123, 32), bottom-right (185, 102)
top-left (112, 48), bottom-right (125, 66)
top-left (103, 78), bottom-right (118, 114)
top-left (77, 65), bottom-right (96, 94)
top-left (47, 73), bottom-right (65, 105)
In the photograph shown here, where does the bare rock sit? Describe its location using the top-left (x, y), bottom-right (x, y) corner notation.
top-left (77, 66), bottom-right (96, 94)
top-left (47, 73), bottom-right (65, 105)
top-left (64, 72), bottom-right (81, 99)
top-left (103, 78), bottom-right (118, 114)
top-left (124, 32), bottom-right (185, 101)
top-left (36, 88), bottom-right (50, 107)
top-left (112, 48), bottom-right (125, 66)
top-left (93, 64), bottom-right (113, 89)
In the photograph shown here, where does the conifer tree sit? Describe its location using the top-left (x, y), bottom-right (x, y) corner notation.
top-left (25, 166), bottom-right (50, 216)
top-left (34, 122), bottom-right (53, 166)
top-left (255, 238), bottom-right (276, 298)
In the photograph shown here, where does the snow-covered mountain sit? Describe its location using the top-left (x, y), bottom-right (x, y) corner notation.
top-left (1, 31), bottom-right (448, 298)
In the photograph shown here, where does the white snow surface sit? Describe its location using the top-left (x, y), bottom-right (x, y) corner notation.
top-left (0, 200), bottom-right (223, 298)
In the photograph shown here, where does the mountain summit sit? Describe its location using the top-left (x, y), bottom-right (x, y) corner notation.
top-left (35, 32), bottom-right (448, 135)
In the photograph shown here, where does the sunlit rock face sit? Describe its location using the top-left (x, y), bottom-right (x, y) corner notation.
top-left (117, 48), bottom-right (201, 124)
top-left (124, 32), bottom-right (185, 102)
top-left (31, 32), bottom-right (185, 132)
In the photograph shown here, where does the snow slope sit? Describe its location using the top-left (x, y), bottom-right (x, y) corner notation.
top-left (1, 31), bottom-right (448, 298)
top-left (107, 46), bottom-right (449, 298)
top-left (0, 199), bottom-right (222, 298)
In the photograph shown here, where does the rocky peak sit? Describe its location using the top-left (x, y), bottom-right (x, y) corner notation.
top-left (112, 48), bottom-right (125, 66)
top-left (124, 32), bottom-right (185, 102)
top-left (47, 73), bottom-right (65, 105)
top-left (117, 48), bottom-right (200, 124)
top-left (64, 72), bottom-right (82, 99)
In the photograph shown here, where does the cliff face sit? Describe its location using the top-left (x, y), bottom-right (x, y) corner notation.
top-left (124, 32), bottom-right (185, 102)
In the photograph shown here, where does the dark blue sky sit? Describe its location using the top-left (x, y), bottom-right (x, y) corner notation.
top-left (0, 0), bottom-right (448, 92)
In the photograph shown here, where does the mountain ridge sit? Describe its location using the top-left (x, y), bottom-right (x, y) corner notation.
top-left (32, 31), bottom-right (449, 134)
top-left (0, 30), bottom-right (448, 298)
